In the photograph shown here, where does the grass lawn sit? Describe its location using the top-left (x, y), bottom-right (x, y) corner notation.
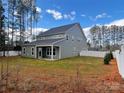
top-left (0, 56), bottom-right (121, 93)
top-left (0, 56), bottom-right (111, 77)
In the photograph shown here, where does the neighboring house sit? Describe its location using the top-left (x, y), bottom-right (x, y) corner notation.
top-left (22, 23), bottom-right (88, 60)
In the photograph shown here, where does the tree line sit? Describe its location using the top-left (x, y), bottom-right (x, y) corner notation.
top-left (90, 25), bottom-right (124, 50)
top-left (0, 0), bottom-right (40, 56)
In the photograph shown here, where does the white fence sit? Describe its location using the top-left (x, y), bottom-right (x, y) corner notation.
top-left (80, 50), bottom-right (109, 58)
top-left (114, 46), bottom-right (124, 79)
top-left (0, 51), bottom-right (21, 56)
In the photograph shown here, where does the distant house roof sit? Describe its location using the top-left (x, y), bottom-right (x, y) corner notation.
top-left (38, 23), bottom-right (79, 37)
top-left (23, 38), bottom-right (64, 46)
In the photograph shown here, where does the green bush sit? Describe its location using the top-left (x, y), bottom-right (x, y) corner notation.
top-left (104, 53), bottom-right (111, 65)
top-left (110, 51), bottom-right (114, 59)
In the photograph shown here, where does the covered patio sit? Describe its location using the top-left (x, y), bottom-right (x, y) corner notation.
top-left (36, 45), bottom-right (61, 60)
top-left (22, 38), bottom-right (63, 60)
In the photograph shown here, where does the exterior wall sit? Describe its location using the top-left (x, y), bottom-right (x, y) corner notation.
top-left (56, 24), bottom-right (88, 59)
top-left (22, 46), bottom-right (36, 58)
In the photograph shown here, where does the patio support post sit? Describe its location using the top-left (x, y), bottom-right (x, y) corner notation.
top-left (51, 45), bottom-right (53, 60)
top-left (59, 46), bottom-right (61, 59)
top-left (35, 46), bottom-right (37, 58)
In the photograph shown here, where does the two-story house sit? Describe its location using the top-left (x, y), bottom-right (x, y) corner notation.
top-left (22, 23), bottom-right (88, 60)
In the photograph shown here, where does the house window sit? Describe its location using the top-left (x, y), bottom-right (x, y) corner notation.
top-left (66, 35), bottom-right (69, 40)
top-left (77, 37), bottom-right (82, 42)
top-left (39, 51), bottom-right (41, 56)
top-left (23, 47), bottom-right (26, 54)
top-left (31, 47), bottom-right (34, 55)
top-left (53, 48), bottom-right (56, 55)
top-left (46, 47), bottom-right (56, 56)
top-left (47, 48), bottom-right (51, 55)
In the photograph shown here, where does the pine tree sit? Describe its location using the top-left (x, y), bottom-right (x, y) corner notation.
top-left (0, 0), bottom-right (5, 56)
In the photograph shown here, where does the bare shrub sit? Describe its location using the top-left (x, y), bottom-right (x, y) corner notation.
top-left (0, 59), bottom-right (10, 92)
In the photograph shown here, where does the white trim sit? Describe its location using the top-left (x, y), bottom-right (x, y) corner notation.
top-left (51, 45), bottom-right (53, 60)
top-left (59, 46), bottom-right (61, 59)
top-left (52, 39), bottom-right (65, 45)
top-left (38, 47), bottom-right (42, 59)
top-left (36, 45), bottom-right (52, 47)
top-left (34, 46), bottom-right (37, 58)
top-left (36, 45), bottom-right (59, 47)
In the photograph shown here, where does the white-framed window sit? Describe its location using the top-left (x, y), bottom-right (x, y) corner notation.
top-left (53, 48), bottom-right (56, 55)
top-left (66, 35), bottom-right (69, 40)
top-left (31, 47), bottom-right (34, 55)
top-left (47, 48), bottom-right (51, 56)
top-left (46, 47), bottom-right (56, 56)
top-left (23, 47), bottom-right (26, 54)
top-left (77, 37), bottom-right (82, 42)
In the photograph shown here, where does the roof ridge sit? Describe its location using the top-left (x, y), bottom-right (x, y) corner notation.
top-left (38, 23), bottom-right (79, 36)
top-left (50, 23), bottom-right (79, 30)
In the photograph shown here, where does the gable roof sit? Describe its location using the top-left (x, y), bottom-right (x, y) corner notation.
top-left (38, 23), bottom-right (79, 37)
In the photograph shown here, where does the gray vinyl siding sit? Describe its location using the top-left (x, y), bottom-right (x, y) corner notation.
top-left (22, 46), bottom-right (36, 58)
top-left (55, 24), bottom-right (88, 59)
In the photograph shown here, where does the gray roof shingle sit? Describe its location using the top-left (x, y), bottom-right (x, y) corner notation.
top-left (23, 38), bottom-right (64, 46)
top-left (38, 23), bottom-right (78, 36)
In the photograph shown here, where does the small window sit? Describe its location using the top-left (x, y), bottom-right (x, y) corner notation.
top-left (50, 48), bottom-right (51, 55)
top-left (66, 35), bottom-right (69, 40)
top-left (46, 47), bottom-right (56, 56)
top-left (47, 48), bottom-right (49, 55)
top-left (77, 37), bottom-right (81, 42)
top-left (77, 39), bottom-right (80, 42)
top-left (31, 48), bottom-right (34, 55)
top-left (46, 48), bottom-right (51, 56)
top-left (53, 48), bottom-right (56, 55)
top-left (23, 48), bottom-right (26, 54)
top-left (39, 51), bottom-right (41, 56)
